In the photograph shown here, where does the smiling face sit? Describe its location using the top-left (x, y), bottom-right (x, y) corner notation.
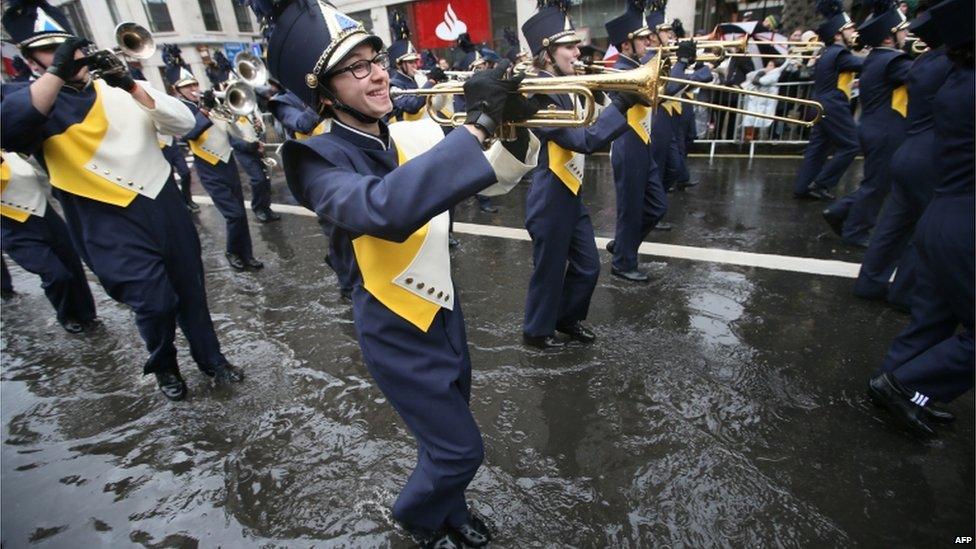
top-left (324, 42), bottom-right (392, 122)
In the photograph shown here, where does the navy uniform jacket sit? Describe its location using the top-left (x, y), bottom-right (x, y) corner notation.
top-left (389, 70), bottom-right (434, 122)
top-left (931, 67), bottom-right (974, 197)
top-left (890, 49), bottom-right (952, 204)
top-left (268, 90), bottom-right (324, 139)
top-left (812, 44), bottom-right (864, 113)
top-left (858, 47), bottom-right (912, 133)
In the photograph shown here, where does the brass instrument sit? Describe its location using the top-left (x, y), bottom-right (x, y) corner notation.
top-left (80, 21), bottom-right (155, 79)
top-left (390, 54), bottom-right (823, 131)
top-left (906, 35), bottom-right (929, 55)
top-left (210, 52), bottom-right (268, 121)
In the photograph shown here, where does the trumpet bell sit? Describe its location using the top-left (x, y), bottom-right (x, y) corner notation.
top-left (234, 51), bottom-right (268, 88)
top-left (114, 21), bottom-right (155, 59)
top-left (218, 81), bottom-right (257, 116)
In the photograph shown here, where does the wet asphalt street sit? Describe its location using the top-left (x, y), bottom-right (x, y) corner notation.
top-left (1, 154), bottom-right (973, 548)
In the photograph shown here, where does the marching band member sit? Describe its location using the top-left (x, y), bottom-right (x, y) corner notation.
top-left (167, 59), bottom-right (264, 271)
top-left (869, 0), bottom-right (973, 436)
top-left (0, 1), bottom-right (243, 400)
top-left (229, 112), bottom-right (281, 223)
top-left (248, 0), bottom-right (539, 545)
top-left (641, 3), bottom-right (703, 233)
top-left (1, 151), bottom-right (97, 333)
top-left (452, 50), bottom-right (499, 214)
top-left (521, 0), bottom-right (635, 348)
top-left (792, 0), bottom-right (863, 200)
top-left (823, 1), bottom-right (911, 247)
top-left (854, 1), bottom-right (951, 308)
top-left (663, 18), bottom-right (710, 192)
top-left (604, 3), bottom-right (656, 282)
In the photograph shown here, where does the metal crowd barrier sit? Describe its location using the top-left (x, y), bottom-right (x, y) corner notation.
top-left (692, 79), bottom-right (817, 158)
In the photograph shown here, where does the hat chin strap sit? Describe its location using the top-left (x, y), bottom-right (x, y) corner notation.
top-left (335, 100), bottom-right (381, 124)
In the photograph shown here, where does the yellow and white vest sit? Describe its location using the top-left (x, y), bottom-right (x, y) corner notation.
top-left (0, 152), bottom-right (48, 222)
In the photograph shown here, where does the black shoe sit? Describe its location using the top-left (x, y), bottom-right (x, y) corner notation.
top-left (398, 521), bottom-right (463, 549)
top-left (448, 236), bottom-right (459, 249)
top-left (556, 321), bottom-right (596, 343)
top-left (226, 252), bottom-right (247, 271)
top-left (793, 190), bottom-right (821, 200)
top-left (479, 203), bottom-right (499, 214)
top-left (187, 201), bottom-right (201, 213)
top-left (822, 208), bottom-right (845, 237)
top-left (653, 222), bottom-right (673, 231)
top-left (605, 240), bottom-right (615, 254)
top-left (244, 256), bottom-right (264, 270)
top-left (522, 333), bottom-right (565, 349)
top-left (675, 179), bottom-right (700, 190)
top-left (611, 267), bottom-right (650, 283)
top-left (809, 186), bottom-right (835, 200)
top-left (868, 373), bottom-right (935, 436)
top-left (254, 208), bottom-right (281, 223)
top-left (665, 184), bottom-right (676, 193)
top-left (450, 514), bottom-right (492, 548)
top-left (922, 404), bottom-right (955, 424)
top-left (200, 363), bottom-right (245, 384)
top-left (155, 369), bottom-right (188, 401)
top-left (60, 318), bottom-right (85, 334)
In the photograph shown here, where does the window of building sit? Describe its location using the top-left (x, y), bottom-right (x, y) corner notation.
top-left (105, 0), bottom-right (121, 26)
top-left (346, 9), bottom-right (373, 33)
top-left (61, 1), bottom-right (94, 41)
top-left (233, 2), bottom-right (253, 33)
top-left (142, 0), bottom-right (174, 33)
top-left (199, 0), bottom-right (222, 32)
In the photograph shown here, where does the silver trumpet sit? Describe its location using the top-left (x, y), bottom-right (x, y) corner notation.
top-left (81, 21), bottom-right (155, 79)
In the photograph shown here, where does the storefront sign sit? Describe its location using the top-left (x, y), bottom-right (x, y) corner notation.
top-left (412, 0), bottom-right (491, 48)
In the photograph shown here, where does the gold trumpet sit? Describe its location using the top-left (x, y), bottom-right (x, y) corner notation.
top-left (80, 21), bottom-right (155, 79)
top-left (390, 55), bottom-right (823, 131)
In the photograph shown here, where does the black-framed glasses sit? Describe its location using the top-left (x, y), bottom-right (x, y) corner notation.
top-left (329, 52), bottom-right (389, 80)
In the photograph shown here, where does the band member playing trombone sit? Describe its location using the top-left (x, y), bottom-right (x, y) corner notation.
top-left (604, 2), bottom-right (657, 282)
top-left (521, 0), bottom-right (634, 348)
top-left (823, 1), bottom-right (911, 247)
top-left (167, 58), bottom-right (264, 271)
top-left (0, 2), bottom-right (243, 400)
top-left (792, 0), bottom-right (863, 200)
top-left (247, 1), bottom-right (539, 545)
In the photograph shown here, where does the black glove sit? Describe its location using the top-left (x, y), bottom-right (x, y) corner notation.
top-left (47, 36), bottom-right (90, 81)
top-left (676, 40), bottom-right (697, 64)
top-left (462, 60), bottom-right (518, 135)
top-left (503, 90), bottom-right (539, 123)
top-left (201, 90), bottom-right (217, 109)
top-left (90, 52), bottom-right (136, 91)
top-left (427, 66), bottom-right (448, 83)
top-left (609, 91), bottom-right (650, 113)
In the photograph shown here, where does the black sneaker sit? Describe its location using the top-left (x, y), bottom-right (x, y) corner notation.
top-left (154, 369), bottom-right (188, 401)
top-left (450, 514), bottom-right (492, 547)
top-left (200, 363), bottom-right (245, 384)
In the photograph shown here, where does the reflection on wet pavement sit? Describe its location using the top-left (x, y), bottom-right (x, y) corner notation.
top-left (2, 156), bottom-right (972, 547)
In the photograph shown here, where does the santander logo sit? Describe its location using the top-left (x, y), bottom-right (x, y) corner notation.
top-left (435, 3), bottom-right (467, 41)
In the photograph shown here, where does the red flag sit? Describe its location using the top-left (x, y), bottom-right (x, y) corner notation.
top-left (411, 0), bottom-right (492, 49)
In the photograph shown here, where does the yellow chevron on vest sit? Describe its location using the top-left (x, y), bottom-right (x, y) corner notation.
top-left (891, 85), bottom-right (908, 117)
top-left (0, 157), bottom-right (27, 222)
top-left (626, 104), bottom-right (650, 144)
top-left (548, 141), bottom-right (582, 195)
top-left (295, 120), bottom-right (328, 140)
top-left (41, 86), bottom-right (138, 207)
top-left (399, 109), bottom-right (426, 122)
top-left (838, 71), bottom-right (855, 100)
top-left (351, 136), bottom-right (439, 332)
top-left (663, 99), bottom-right (683, 115)
top-left (188, 129), bottom-right (221, 165)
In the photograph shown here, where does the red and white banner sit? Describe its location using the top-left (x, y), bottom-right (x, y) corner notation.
top-left (411, 0), bottom-right (492, 49)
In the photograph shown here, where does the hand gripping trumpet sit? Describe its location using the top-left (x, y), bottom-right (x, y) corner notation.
top-left (79, 21), bottom-right (155, 79)
top-left (390, 54), bottom-right (824, 133)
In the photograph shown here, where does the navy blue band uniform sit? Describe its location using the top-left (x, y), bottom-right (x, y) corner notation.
top-left (521, 2), bottom-right (630, 339)
top-left (256, 0), bottom-right (539, 539)
top-left (1, 150), bottom-right (97, 329)
top-left (228, 115), bottom-right (274, 216)
top-left (0, 70), bottom-right (233, 377)
top-left (823, 4), bottom-right (911, 246)
top-left (872, 0), bottom-right (974, 432)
